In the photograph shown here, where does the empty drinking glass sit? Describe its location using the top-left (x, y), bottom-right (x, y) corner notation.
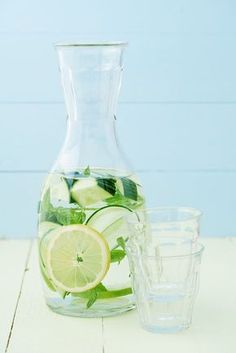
top-left (126, 207), bottom-right (204, 333)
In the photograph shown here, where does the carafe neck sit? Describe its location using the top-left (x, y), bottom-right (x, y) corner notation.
top-left (55, 43), bottom-right (129, 171)
top-left (57, 43), bottom-right (126, 123)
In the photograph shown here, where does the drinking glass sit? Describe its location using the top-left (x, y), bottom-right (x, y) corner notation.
top-left (126, 207), bottom-right (204, 333)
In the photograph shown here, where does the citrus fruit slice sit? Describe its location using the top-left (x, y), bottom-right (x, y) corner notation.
top-left (46, 224), bottom-right (110, 293)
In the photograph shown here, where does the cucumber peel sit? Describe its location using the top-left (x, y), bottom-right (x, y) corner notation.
top-left (86, 205), bottom-right (135, 249)
top-left (71, 178), bottom-right (114, 206)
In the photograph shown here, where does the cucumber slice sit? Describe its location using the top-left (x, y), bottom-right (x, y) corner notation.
top-left (42, 175), bottom-right (70, 204)
top-left (39, 258), bottom-right (56, 292)
top-left (86, 205), bottom-right (137, 249)
top-left (39, 224), bottom-right (60, 267)
top-left (38, 221), bottom-right (60, 238)
top-left (71, 178), bottom-right (113, 207)
top-left (38, 223), bottom-right (67, 297)
top-left (116, 177), bottom-right (138, 201)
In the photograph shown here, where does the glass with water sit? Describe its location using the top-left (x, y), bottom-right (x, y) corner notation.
top-left (126, 207), bottom-right (204, 333)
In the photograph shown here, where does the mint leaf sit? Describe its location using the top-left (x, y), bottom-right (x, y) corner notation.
top-left (39, 190), bottom-right (58, 223)
top-left (97, 178), bottom-right (116, 195)
top-left (40, 189), bottom-right (51, 211)
top-left (95, 283), bottom-right (107, 292)
top-left (111, 249), bottom-right (126, 263)
top-left (39, 190), bottom-right (86, 225)
top-left (83, 166), bottom-right (91, 176)
top-left (117, 237), bottom-right (126, 251)
top-left (86, 290), bottom-right (97, 308)
top-left (62, 291), bottom-right (70, 299)
top-left (64, 177), bottom-right (75, 189)
top-left (86, 283), bottom-right (107, 308)
top-left (106, 191), bottom-right (144, 209)
top-left (120, 177), bottom-right (138, 201)
top-left (55, 208), bottom-right (86, 225)
top-left (73, 284), bottom-right (132, 301)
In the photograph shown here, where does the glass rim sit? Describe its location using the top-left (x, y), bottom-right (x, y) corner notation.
top-left (135, 206), bottom-right (202, 223)
top-left (129, 243), bottom-right (205, 259)
top-left (55, 41), bottom-right (128, 48)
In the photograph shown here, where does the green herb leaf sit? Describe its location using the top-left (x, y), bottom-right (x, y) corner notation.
top-left (110, 249), bottom-right (126, 263)
top-left (73, 285), bottom-right (132, 300)
top-left (62, 291), bottom-right (70, 299)
top-left (39, 190), bottom-right (58, 223)
top-left (97, 178), bottom-right (117, 195)
top-left (40, 189), bottom-right (51, 211)
top-left (95, 283), bottom-right (107, 292)
top-left (85, 283), bottom-right (107, 308)
top-left (86, 290), bottom-right (97, 308)
top-left (83, 166), bottom-right (91, 176)
top-left (120, 177), bottom-right (138, 201)
top-left (55, 208), bottom-right (86, 225)
top-left (64, 177), bottom-right (75, 189)
top-left (39, 189), bottom-right (86, 225)
top-left (106, 188), bottom-right (144, 209)
top-left (117, 237), bottom-right (126, 251)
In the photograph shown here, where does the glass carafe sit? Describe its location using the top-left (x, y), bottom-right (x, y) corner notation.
top-left (37, 42), bottom-right (145, 317)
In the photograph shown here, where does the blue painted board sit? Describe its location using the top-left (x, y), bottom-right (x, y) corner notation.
top-left (140, 171), bottom-right (236, 237)
top-left (0, 0), bottom-right (235, 34)
top-left (0, 0), bottom-right (235, 238)
top-left (0, 103), bottom-right (235, 171)
top-left (0, 33), bottom-right (235, 102)
top-left (0, 172), bottom-right (44, 238)
top-left (0, 171), bottom-right (235, 237)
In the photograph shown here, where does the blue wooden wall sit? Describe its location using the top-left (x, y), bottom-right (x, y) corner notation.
top-left (0, 0), bottom-right (235, 237)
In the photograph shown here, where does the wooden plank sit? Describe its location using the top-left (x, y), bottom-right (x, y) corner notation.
top-left (0, 240), bottom-right (30, 353)
top-left (103, 238), bottom-right (236, 353)
top-left (6, 242), bottom-right (103, 353)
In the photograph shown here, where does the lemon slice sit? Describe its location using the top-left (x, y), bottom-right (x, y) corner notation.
top-left (46, 224), bottom-right (110, 293)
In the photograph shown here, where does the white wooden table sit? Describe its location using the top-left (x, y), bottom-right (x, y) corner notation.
top-left (1, 238), bottom-right (235, 353)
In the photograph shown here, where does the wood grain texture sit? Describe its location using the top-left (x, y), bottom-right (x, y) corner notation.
top-left (6, 242), bottom-right (103, 353)
top-left (0, 240), bottom-right (30, 353)
top-left (3, 238), bottom-right (236, 353)
top-left (102, 238), bottom-right (236, 353)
